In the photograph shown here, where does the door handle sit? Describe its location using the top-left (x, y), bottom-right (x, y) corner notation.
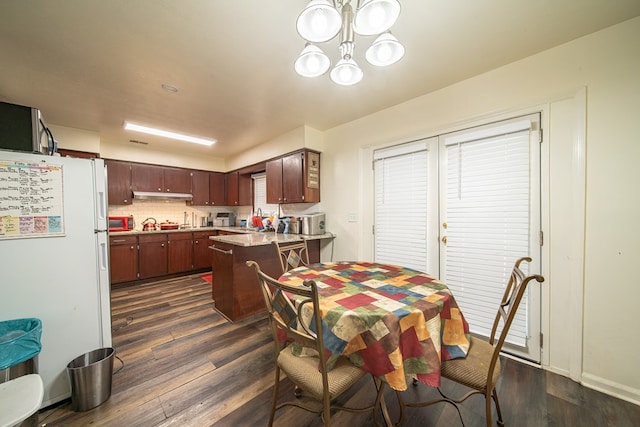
top-left (442, 236), bottom-right (447, 244)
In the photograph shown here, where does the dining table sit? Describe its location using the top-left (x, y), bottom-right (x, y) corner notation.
top-left (278, 261), bottom-right (471, 391)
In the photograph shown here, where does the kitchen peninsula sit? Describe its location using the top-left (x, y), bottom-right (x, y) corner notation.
top-left (209, 230), bottom-right (334, 321)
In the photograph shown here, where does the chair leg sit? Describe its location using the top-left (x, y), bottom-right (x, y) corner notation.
top-left (485, 389), bottom-right (493, 427)
top-left (269, 366), bottom-right (281, 427)
top-left (491, 388), bottom-right (504, 427)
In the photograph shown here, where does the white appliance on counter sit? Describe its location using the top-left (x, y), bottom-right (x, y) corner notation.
top-left (0, 150), bottom-right (111, 407)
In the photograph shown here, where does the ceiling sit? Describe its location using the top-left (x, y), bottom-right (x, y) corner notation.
top-left (1, 1), bottom-right (639, 160)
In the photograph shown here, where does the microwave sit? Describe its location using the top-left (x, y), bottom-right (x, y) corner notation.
top-left (0, 101), bottom-right (56, 155)
top-left (109, 216), bottom-right (135, 232)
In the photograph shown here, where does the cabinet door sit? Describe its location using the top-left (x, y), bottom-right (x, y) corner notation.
top-left (109, 236), bottom-right (138, 283)
top-left (138, 235), bottom-right (168, 279)
top-left (132, 164), bottom-right (164, 192)
top-left (193, 232), bottom-right (213, 270)
top-left (191, 171), bottom-right (210, 205)
top-left (164, 167), bottom-right (191, 193)
top-left (226, 172), bottom-right (239, 206)
top-left (266, 158), bottom-right (283, 204)
top-left (105, 160), bottom-right (132, 205)
top-left (168, 233), bottom-right (193, 274)
top-left (238, 173), bottom-right (252, 206)
top-left (209, 172), bottom-right (226, 206)
top-left (282, 152), bottom-right (304, 203)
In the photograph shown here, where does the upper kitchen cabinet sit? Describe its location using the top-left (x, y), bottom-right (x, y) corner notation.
top-left (266, 149), bottom-right (320, 204)
top-left (131, 163), bottom-right (191, 194)
top-left (190, 170), bottom-right (209, 206)
top-left (164, 167), bottom-right (192, 193)
top-left (105, 159), bottom-right (132, 205)
top-left (225, 171), bottom-right (252, 206)
top-left (209, 172), bottom-right (226, 206)
top-left (131, 163), bottom-right (163, 192)
top-left (191, 170), bottom-right (227, 206)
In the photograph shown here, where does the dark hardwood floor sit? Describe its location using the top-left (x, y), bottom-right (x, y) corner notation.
top-left (36, 274), bottom-right (640, 426)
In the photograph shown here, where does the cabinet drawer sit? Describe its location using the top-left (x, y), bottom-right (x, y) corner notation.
top-left (193, 231), bottom-right (211, 239)
top-left (168, 232), bottom-right (193, 242)
top-left (109, 235), bottom-right (137, 245)
top-left (139, 233), bottom-right (168, 243)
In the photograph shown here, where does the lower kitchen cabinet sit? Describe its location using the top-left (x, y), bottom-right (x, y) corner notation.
top-left (109, 235), bottom-right (138, 284)
top-left (193, 231), bottom-right (214, 270)
top-left (138, 233), bottom-right (168, 279)
top-left (168, 232), bottom-right (193, 274)
top-left (110, 231), bottom-right (216, 285)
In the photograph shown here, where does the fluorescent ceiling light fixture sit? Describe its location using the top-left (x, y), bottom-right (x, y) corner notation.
top-left (124, 122), bottom-right (216, 146)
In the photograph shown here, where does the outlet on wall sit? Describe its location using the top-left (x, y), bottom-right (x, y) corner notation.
top-left (348, 213), bottom-right (357, 223)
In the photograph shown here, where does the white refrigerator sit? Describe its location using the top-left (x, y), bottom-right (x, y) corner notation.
top-left (0, 150), bottom-right (112, 407)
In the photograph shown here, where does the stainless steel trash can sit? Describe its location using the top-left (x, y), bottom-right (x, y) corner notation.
top-left (66, 347), bottom-right (115, 412)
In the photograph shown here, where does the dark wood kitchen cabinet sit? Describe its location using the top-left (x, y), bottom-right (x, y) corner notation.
top-left (193, 231), bottom-right (214, 270)
top-left (131, 163), bottom-right (164, 192)
top-left (163, 167), bottom-right (191, 193)
top-left (105, 159), bottom-right (132, 205)
top-left (209, 172), bottom-right (226, 206)
top-left (192, 171), bottom-right (226, 206)
top-left (238, 173), bottom-right (252, 206)
top-left (131, 163), bottom-right (191, 194)
top-left (109, 234), bottom-right (138, 284)
top-left (190, 170), bottom-right (210, 206)
top-left (225, 172), bottom-right (239, 205)
top-left (138, 233), bottom-right (168, 279)
top-left (266, 149), bottom-right (320, 204)
top-left (168, 232), bottom-right (193, 274)
top-left (225, 171), bottom-right (252, 206)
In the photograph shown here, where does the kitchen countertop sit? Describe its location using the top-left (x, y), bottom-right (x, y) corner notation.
top-left (209, 231), bottom-right (335, 247)
top-left (108, 226), bottom-right (253, 235)
top-left (109, 226), bottom-right (335, 247)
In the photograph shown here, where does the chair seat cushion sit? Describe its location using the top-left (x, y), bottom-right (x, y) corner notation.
top-left (278, 345), bottom-right (367, 401)
top-left (440, 337), bottom-right (500, 391)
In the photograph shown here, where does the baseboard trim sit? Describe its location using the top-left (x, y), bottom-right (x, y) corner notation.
top-left (581, 372), bottom-right (640, 406)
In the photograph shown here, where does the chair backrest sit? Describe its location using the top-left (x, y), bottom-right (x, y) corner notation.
top-left (273, 240), bottom-right (310, 274)
top-left (246, 260), bottom-right (326, 361)
top-left (487, 257), bottom-right (545, 364)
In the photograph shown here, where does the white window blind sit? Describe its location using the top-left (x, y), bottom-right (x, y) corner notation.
top-left (373, 140), bottom-right (430, 272)
top-left (442, 118), bottom-right (533, 347)
top-left (252, 174), bottom-right (278, 215)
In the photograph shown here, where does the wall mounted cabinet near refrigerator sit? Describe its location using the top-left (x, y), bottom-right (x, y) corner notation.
top-left (266, 149), bottom-right (320, 204)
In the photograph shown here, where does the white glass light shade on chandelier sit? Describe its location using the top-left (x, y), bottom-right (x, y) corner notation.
top-left (353, 0), bottom-right (401, 36)
top-left (294, 0), bottom-right (404, 85)
top-left (330, 57), bottom-right (364, 85)
top-left (296, 0), bottom-right (342, 43)
top-left (365, 31), bottom-right (405, 66)
top-left (295, 44), bottom-right (331, 77)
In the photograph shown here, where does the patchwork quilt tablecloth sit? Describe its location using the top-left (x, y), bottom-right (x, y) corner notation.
top-left (279, 261), bottom-right (471, 391)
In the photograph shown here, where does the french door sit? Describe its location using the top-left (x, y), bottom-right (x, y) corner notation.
top-left (374, 113), bottom-right (543, 362)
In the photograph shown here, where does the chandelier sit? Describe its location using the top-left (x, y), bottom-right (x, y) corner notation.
top-left (294, 0), bottom-right (404, 86)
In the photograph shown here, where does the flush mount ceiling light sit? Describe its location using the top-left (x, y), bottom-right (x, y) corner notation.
top-left (124, 122), bottom-right (216, 146)
top-left (295, 0), bottom-right (404, 86)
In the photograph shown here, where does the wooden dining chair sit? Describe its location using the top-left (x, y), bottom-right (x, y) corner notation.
top-left (403, 256), bottom-right (545, 426)
top-left (246, 260), bottom-right (392, 427)
top-left (273, 240), bottom-right (310, 274)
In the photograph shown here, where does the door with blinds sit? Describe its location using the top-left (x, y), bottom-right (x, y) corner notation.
top-left (373, 137), bottom-right (439, 274)
top-left (373, 113), bottom-right (542, 362)
top-left (439, 114), bottom-right (542, 362)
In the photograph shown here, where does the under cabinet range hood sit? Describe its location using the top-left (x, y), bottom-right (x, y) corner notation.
top-left (133, 191), bottom-right (193, 201)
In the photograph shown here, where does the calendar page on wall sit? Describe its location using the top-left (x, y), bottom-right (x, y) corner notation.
top-left (0, 158), bottom-right (65, 239)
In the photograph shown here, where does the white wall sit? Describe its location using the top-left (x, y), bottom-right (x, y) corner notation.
top-left (318, 17), bottom-right (640, 404)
